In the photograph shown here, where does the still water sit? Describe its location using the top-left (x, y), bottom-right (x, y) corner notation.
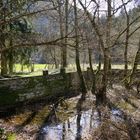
top-left (38, 108), bottom-right (123, 140)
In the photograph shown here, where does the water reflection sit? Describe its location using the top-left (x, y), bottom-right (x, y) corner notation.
top-left (39, 109), bottom-right (107, 140)
top-left (76, 112), bottom-right (82, 140)
top-left (111, 108), bottom-right (123, 122)
top-left (38, 100), bottom-right (123, 140)
top-left (62, 123), bottom-right (66, 140)
top-left (75, 96), bottom-right (83, 140)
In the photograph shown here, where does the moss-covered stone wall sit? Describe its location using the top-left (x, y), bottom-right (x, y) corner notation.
top-left (1, 69), bottom-right (135, 108)
top-left (0, 72), bottom-right (83, 107)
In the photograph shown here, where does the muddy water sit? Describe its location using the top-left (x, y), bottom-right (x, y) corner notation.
top-left (38, 108), bottom-right (123, 140)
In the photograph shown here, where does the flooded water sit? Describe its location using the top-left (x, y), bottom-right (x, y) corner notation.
top-left (38, 108), bottom-right (123, 140)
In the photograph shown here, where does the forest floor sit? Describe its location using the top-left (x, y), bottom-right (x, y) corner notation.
top-left (0, 84), bottom-right (140, 140)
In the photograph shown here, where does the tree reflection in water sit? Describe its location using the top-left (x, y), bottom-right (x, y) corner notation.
top-left (75, 95), bottom-right (83, 140)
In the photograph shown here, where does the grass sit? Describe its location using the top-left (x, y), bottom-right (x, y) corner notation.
top-left (13, 64), bottom-right (56, 77)
top-left (2, 63), bottom-right (139, 77)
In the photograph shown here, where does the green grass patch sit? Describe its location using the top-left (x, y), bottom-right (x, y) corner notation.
top-left (2, 63), bottom-right (139, 77)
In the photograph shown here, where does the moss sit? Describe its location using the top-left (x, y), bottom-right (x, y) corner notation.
top-left (7, 133), bottom-right (16, 140)
top-left (0, 87), bottom-right (11, 93)
top-left (0, 74), bottom-right (71, 107)
top-left (44, 78), bottom-right (66, 96)
top-left (0, 92), bottom-right (19, 106)
top-left (24, 77), bottom-right (44, 89)
top-left (117, 101), bottom-right (135, 113)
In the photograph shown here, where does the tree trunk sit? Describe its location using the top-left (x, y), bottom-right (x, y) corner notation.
top-left (0, 1), bottom-right (8, 76)
top-left (97, 4), bottom-right (102, 72)
top-left (64, 0), bottom-right (68, 67)
top-left (51, 47), bottom-right (58, 69)
top-left (8, 1), bottom-right (14, 75)
top-left (102, 48), bottom-right (109, 99)
top-left (79, 0), bottom-right (112, 103)
top-left (88, 48), bottom-right (96, 95)
top-left (122, 0), bottom-right (130, 86)
top-left (124, 26), bottom-right (129, 85)
top-left (58, 0), bottom-right (67, 68)
top-left (9, 52), bottom-right (14, 75)
top-left (74, 0), bottom-right (87, 99)
top-left (31, 63), bottom-right (34, 72)
top-left (21, 60), bottom-right (24, 72)
top-left (98, 52), bottom-right (102, 71)
top-left (102, 0), bottom-right (112, 100)
top-left (0, 32), bottom-right (8, 76)
top-left (1, 51), bottom-right (8, 76)
top-left (9, 40), bottom-right (14, 75)
top-left (129, 39), bottom-right (140, 84)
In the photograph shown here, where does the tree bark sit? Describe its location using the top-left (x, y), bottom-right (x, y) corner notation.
top-left (64, 0), bottom-right (68, 67)
top-left (9, 52), bottom-right (14, 75)
top-left (98, 49), bottom-right (102, 71)
top-left (58, 0), bottom-right (67, 68)
top-left (122, 0), bottom-right (130, 86)
top-left (129, 39), bottom-right (140, 84)
top-left (102, 0), bottom-right (112, 97)
top-left (97, 2), bottom-right (101, 71)
top-left (1, 51), bottom-right (8, 76)
top-left (78, 0), bottom-right (112, 103)
top-left (88, 48), bottom-right (96, 95)
top-left (73, 0), bottom-right (87, 99)
top-left (8, 40), bottom-right (14, 75)
top-left (0, 2), bottom-right (8, 76)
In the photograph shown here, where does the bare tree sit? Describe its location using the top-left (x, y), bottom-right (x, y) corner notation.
top-left (78, 0), bottom-right (112, 102)
top-left (73, 0), bottom-right (87, 99)
top-left (129, 38), bottom-right (140, 85)
top-left (122, 0), bottom-right (130, 86)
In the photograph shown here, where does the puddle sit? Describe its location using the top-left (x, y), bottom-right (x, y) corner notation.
top-left (38, 108), bottom-right (123, 140)
top-left (111, 108), bottom-right (123, 122)
top-left (0, 93), bottom-right (126, 140)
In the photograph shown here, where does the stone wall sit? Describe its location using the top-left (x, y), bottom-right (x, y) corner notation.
top-left (0, 71), bottom-right (85, 107)
top-left (1, 69), bottom-right (132, 108)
